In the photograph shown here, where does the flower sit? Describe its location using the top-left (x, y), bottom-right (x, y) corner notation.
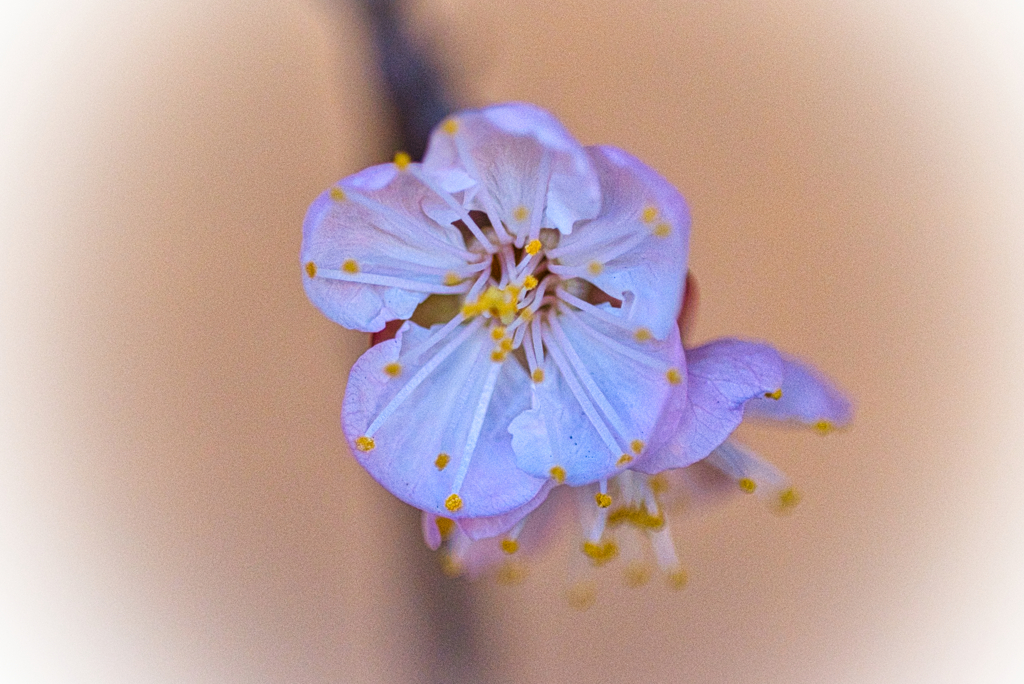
top-left (301, 102), bottom-right (851, 587)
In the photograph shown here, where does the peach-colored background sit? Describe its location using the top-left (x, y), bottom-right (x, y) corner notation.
top-left (2, 1), bottom-right (1022, 682)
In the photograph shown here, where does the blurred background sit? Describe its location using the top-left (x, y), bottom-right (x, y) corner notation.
top-left (2, 0), bottom-right (1023, 682)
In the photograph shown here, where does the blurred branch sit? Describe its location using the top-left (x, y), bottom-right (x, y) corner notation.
top-left (353, 0), bottom-right (456, 160)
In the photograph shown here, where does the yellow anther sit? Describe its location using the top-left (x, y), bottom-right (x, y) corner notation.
top-left (499, 338), bottom-right (514, 352)
top-left (814, 420), bottom-right (834, 434)
top-left (513, 205), bottom-right (529, 222)
top-left (777, 488), bottom-right (801, 511)
top-left (607, 504), bottom-right (664, 530)
top-left (641, 206), bottom-right (658, 223)
top-left (581, 540), bottom-right (618, 565)
top-left (496, 561), bottom-right (527, 585)
top-left (393, 151), bottom-right (411, 170)
top-left (491, 326), bottom-right (506, 341)
top-left (666, 368), bottom-right (682, 384)
top-left (461, 302), bottom-right (482, 318)
top-left (383, 362), bottom-right (401, 377)
top-left (500, 539), bottom-right (519, 555)
top-left (649, 474), bottom-right (668, 494)
top-left (525, 239), bottom-right (542, 255)
top-left (445, 493), bottom-right (463, 512)
top-left (532, 368), bottom-right (545, 383)
top-left (566, 582), bottom-right (596, 611)
top-left (653, 222), bottom-right (671, 238)
top-left (441, 554), bottom-right (463, 577)
top-left (523, 274), bottom-right (538, 290)
top-left (443, 271), bottom-right (462, 287)
top-left (305, 261), bottom-right (317, 278)
top-left (738, 477), bottom-right (757, 493)
top-left (667, 568), bottom-right (689, 590)
top-left (435, 516), bottom-right (454, 539)
top-left (505, 284), bottom-right (522, 299)
top-left (342, 259), bottom-right (359, 274)
top-left (329, 186), bottom-right (346, 202)
top-left (490, 349), bottom-right (507, 363)
top-left (630, 439), bottom-right (645, 455)
top-left (549, 465), bottom-right (566, 483)
top-left (587, 261), bottom-right (604, 276)
top-left (518, 308), bottom-right (534, 321)
top-left (435, 452), bottom-right (450, 470)
top-left (355, 436), bottom-right (375, 452)
top-left (765, 388), bottom-right (783, 400)
top-left (634, 327), bottom-right (653, 342)
top-left (595, 492), bottom-right (612, 508)
top-left (624, 562), bottom-right (652, 588)
top-left (442, 118), bottom-right (458, 135)
top-left (616, 454), bottom-right (633, 467)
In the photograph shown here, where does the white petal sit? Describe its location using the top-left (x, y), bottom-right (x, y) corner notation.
top-left (422, 102), bottom-right (601, 237)
top-left (509, 305), bottom-right (685, 486)
top-left (302, 163), bottom-right (484, 332)
top-left (342, 320), bottom-right (545, 518)
top-left (548, 145), bottom-right (689, 339)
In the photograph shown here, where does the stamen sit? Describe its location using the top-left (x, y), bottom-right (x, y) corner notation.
top-left (363, 318), bottom-right (485, 438)
top-left (556, 289), bottom-right (637, 334)
top-left (547, 316), bottom-right (635, 445)
top-left (765, 389), bottom-right (783, 400)
top-left (443, 272), bottom-right (462, 287)
top-left (616, 454), bottom-right (632, 466)
top-left (393, 151), bottom-right (411, 170)
top-left (383, 362), bottom-right (401, 377)
top-left (667, 568), bottom-right (688, 590)
top-left (624, 561), bottom-right (652, 588)
top-left (595, 493), bottom-right (612, 508)
top-left (641, 206), bottom-right (657, 223)
top-left (447, 359), bottom-right (503, 501)
top-left (581, 540), bottom-right (618, 565)
top-left (407, 164), bottom-right (502, 249)
top-left (653, 223), bottom-right (671, 238)
top-left (355, 436), bottom-right (375, 452)
top-left (435, 517), bottom-right (455, 540)
top-left (738, 477), bottom-right (757, 493)
top-left (545, 335), bottom-right (628, 465)
top-left (305, 261), bottom-right (316, 278)
top-left (633, 327), bottom-right (653, 342)
top-left (435, 453), bottom-right (450, 470)
top-left (532, 368), bottom-right (545, 383)
top-left (523, 274), bottom-right (538, 290)
top-left (630, 439), bottom-right (644, 454)
top-left (525, 239), bottom-right (543, 255)
top-left (526, 150), bottom-right (551, 244)
top-left (566, 581), bottom-right (596, 610)
top-left (777, 488), bottom-right (801, 511)
top-left (559, 308), bottom-right (664, 370)
top-left (312, 266), bottom-right (472, 295)
top-left (445, 494), bottom-right (463, 512)
top-left (549, 466), bottom-right (566, 483)
top-left (501, 539), bottom-right (519, 554)
top-left (330, 187), bottom-right (346, 202)
top-left (513, 206), bottom-right (529, 222)
top-left (341, 187), bottom-right (478, 261)
top-left (587, 261), bottom-right (603, 276)
top-left (814, 420), bottom-right (834, 434)
top-left (442, 118), bottom-right (458, 134)
top-left (665, 368), bottom-right (682, 384)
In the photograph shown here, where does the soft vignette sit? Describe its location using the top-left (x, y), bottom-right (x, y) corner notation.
top-left (1, 2), bottom-right (1022, 684)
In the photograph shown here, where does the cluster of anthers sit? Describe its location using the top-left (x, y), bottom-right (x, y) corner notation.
top-left (302, 103), bottom-right (850, 602)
